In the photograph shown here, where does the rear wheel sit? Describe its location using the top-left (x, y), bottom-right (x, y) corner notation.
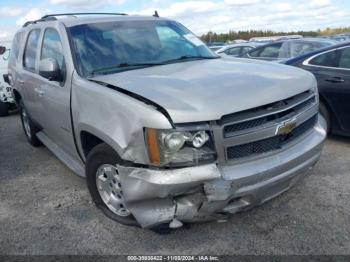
top-left (86, 143), bottom-right (138, 226)
top-left (319, 101), bottom-right (331, 134)
top-left (0, 100), bottom-right (9, 116)
top-left (19, 101), bottom-right (42, 147)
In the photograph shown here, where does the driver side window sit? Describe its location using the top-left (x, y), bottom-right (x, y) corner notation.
top-left (41, 28), bottom-right (66, 83)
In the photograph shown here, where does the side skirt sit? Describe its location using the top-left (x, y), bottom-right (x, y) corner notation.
top-left (36, 131), bottom-right (86, 177)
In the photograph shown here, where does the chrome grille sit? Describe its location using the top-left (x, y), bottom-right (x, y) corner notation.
top-left (212, 90), bottom-right (319, 164)
top-left (222, 91), bottom-right (316, 137)
top-left (226, 115), bottom-right (317, 160)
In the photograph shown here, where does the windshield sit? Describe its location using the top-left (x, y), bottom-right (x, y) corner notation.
top-left (69, 20), bottom-right (217, 76)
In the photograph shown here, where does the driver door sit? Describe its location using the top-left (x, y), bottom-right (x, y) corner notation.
top-left (35, 27), bottom-right (77, 158)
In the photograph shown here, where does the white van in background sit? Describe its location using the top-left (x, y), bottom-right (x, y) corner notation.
top-left (0, 37), bottom-right (16, 116)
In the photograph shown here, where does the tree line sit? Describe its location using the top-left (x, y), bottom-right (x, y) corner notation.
top-left (200, 27), bottom-right (350, 43)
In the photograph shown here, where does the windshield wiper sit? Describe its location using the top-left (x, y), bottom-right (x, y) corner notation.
top-left (90, 62), bottom-right (165, 76)
top-left (89, 56), bottom-right (218, 76)
top-left (160, 55), bottom-right (218, 64)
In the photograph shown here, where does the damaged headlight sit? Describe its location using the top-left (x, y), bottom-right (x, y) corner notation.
top-left (145, 128), bottom-right (217, 167)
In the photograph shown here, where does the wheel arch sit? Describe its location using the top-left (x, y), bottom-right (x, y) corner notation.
top-left (80, 130), bottom-right (105, 159)
top-left (318, 93), bottom-right (335, 124)
top-left (78, 126), bottom-right (125, 162)
top-left (12, 89), bottom-right (22, 104)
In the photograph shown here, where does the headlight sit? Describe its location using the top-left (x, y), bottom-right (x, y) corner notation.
top-left (164, 132), bottom-right (187, 152)
top-left (145, 128), bottom-right (216, 167)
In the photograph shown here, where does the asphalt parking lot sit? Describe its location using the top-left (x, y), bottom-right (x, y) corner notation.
top-left (0, 114), bottom-right (350, 255)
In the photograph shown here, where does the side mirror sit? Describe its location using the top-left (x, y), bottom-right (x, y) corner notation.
top-left (39, 58), bottom-right (62, 82)
top-left (0, 46), bottom-right (6, 55)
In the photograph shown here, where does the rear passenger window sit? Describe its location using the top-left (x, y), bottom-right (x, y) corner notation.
top-left (309, 50), bottom-right (339, 68)
top-left (23, 29), bottom-right (40, 71)
top-left (339, 47), bottom-right (350, 69)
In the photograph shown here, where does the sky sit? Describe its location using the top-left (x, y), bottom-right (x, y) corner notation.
top-left (0, 0), bottom-right (349, 40)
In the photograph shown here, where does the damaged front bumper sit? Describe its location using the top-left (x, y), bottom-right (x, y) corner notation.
top-left (117, 116), bottom-right (327, 228)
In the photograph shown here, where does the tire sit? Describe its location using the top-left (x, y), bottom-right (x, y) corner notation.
top-left (319, 101), bottom-right (331, 134)
top-left (19, 100), bottom-right (42, 147)
top-left (86, 143), bottom-right (138, 227)
top-left (0, 100), bottom-right (9, 117)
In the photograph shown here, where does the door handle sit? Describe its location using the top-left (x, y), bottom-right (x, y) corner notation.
top-left (18, 80), bottom-right (24, 86)
top-left (325, 77), bottom-right (344, 83)
top-left (34, 87), bottom-right (45, 97)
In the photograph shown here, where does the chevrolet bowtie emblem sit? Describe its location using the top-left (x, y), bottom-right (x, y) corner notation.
top-left (276, 118), bottom-right (297, 135)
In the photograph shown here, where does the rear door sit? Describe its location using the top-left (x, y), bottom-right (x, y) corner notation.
top-left (302, 46), bottom-right (350, 132)
top-left (35, 26), bottom-right (77, 157)
top-left (327, 47), bottom-right (350, 132)
top-left (20, 29), bottom-right (44, 124)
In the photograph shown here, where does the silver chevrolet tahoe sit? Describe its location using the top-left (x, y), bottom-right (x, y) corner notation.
top-left (8, 13), bottom-right (327, 230)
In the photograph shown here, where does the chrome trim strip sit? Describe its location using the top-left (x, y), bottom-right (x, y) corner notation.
top-left (222, 92), bottom-right (315, 127)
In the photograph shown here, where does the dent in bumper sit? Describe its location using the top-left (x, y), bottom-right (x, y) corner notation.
top-left (117, 116), bottom-right (327, 228)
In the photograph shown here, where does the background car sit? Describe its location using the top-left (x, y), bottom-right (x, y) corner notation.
top-left (284, 42), bottom-right (350, 136)
top-left (0, 38), bottom-right (16, 116)
top-left (249, 35), bottom-right (303, 43)
top-left (207, 41), bottom-right (226, 52)
top-left (241, 38), bottom-right (338, 62)
top-left (215, 42), bottom-right (263, 57)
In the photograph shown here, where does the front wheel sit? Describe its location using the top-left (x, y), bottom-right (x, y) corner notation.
top-left (86, 143), bottom-right (138, 227)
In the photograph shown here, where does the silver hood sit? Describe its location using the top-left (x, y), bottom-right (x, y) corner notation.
top-left (92, 58), bottom-right (316, 124)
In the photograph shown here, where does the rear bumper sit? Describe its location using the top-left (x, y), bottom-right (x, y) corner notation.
top-left (118, 115), bottom-right (327, 228)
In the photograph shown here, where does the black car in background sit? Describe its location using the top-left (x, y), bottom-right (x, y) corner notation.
top-left (241, 38), bottom-right (337, 62)
top-left (284, 42), bottom-right (350, 136)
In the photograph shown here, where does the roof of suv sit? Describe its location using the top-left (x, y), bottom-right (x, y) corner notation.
top-left (23, 13), bottom-right (169, 28)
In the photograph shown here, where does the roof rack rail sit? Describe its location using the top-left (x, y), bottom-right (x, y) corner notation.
top-left (23, 12), bottom-right (128, 27)
top-left (41, 13), bottom-right (128, 19)
top-left (22, 16), bottom-right (57, 27)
